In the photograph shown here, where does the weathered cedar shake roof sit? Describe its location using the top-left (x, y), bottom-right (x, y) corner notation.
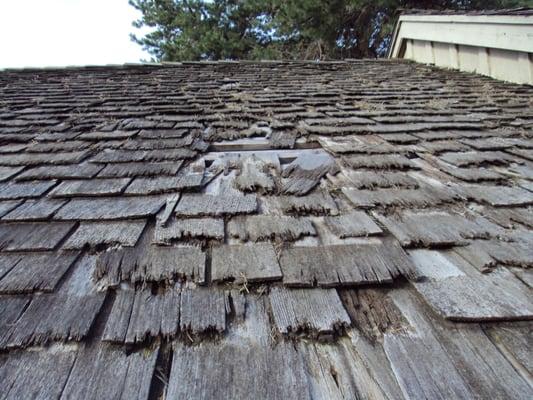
top-left (0, 60), bottom-right (532, 399)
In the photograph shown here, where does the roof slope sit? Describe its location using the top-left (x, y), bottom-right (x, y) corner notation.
top-left (0, 60), bottom-right (532, 399)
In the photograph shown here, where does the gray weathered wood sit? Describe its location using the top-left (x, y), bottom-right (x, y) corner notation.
top-left (0, 222), bottom-right (75, 251)
top-left (0, 251), bottom-right (79, 294)
top-left (0, 200), bottom-right (22, 217)
top-left (0, 150), bottom-right (89, 166)
top-left (343, 170), bottom-right (419, 189)
top-left (97, 161), bottom-right (183, 178)
top-left (154, 217), bottom-right (224, 244)
top-left (180, 288), bottom-right (227, 335)
top-left (324, 211), bottom-right (382, 238)
top-left (0, 166), bottom-right (24, 181)
top-left (61, 342), bottom-right (158, 400)
top-left (54, 195), bottom-right (165, 220)
top-left (280, 241), bottom-right (417, 287)
top-left (0, 346), bottom-right (77, 399)
top-left (2, 198), bottom-right (67, 220)
top-left (485, 324), bottom-right (532, 376)
top-left (49, 178), bottom-right (131, 197)
top-left (342, 185), bottom-right (457, 208)
top-left (0, 180), bottom-right (56, 200)
top-left (90, 148), bottom-right (195, 163)
top-left (268, 190), bottom-right (339, 215)
top-left (95, 245), bottom-right (205, 286)
top-left (124, 289), bottom-right (181, 343)
top-left (269, 287), bottom-right (350, 336)
top-left (3, 254), bottom-right (105, 347)
top-left (125, 172), bottom-right (203, 195)
top-left (63, 220), bottom-right (147, 250)
top-left (15, 163), bottom-right (103, 180)
top-left (410, 250), bottom-right (533, 321)
top-left (167, 341), bottom-right (310, 400)
top-left (175, 193), bottom-right (257, 217)
top-left (233, 155), bottom-right (276, 193)
top-left (211, 244), bottom-right (282, 283)
top-left (281, 151), bottom-right (338, 195)
top-left (0, 297), bottom-right (31, 348)
top-left (344, 154), bottom-right (417, 170)
top-left (461, 184), bottom-right (533, 206)
top-left (228, 215), bottom-right (315, 242)
top-left (376, 210), bottom-right (502, 247)
top-left (439, 150), bottom-right (514, 167)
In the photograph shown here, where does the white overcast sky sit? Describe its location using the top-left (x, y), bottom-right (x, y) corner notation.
top-left (0, 0), bottom-right (151, 68)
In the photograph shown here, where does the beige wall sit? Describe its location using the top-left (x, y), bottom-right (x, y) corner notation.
top-left (390, 15), bottom-right (533, 85)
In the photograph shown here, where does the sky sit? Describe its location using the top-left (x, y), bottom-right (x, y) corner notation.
top-left (0, 0), bottom-right (151, 68)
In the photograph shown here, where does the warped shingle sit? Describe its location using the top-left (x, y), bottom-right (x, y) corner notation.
top-left (54, 195), bottom-right (165, 220)
top-left (211, 244), bottom-right (282, 283)
top-left (175, 193), bottom-right (257, 217)
top-left (281, 152), bottom-right (338, 195)
top-left (228, 215), bottom-right (315, 242)
top-left (279, 241), bottom-right (417, 287)
top-left (234, 155), bottom-right (276, 193)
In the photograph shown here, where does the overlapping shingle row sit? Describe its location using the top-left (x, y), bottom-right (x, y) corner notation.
top-left (0, 61), bottom-right (531, 399)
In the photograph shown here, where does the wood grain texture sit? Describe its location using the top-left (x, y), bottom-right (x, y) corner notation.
top-left (54, 195), bottom-right (165, 220)
top-left (211, 244), bottom-right (282, 283)
top-left (280, 241), bottom-right (417, 287)
top-left (63, 220), bottom-right (146, 250)
top-left (61, 343), bottom-right (158, 400)
top-left (1, 198), bottom-right (67, 220)
top-left (95, 245), bottom-right (205, 286)
top-left (0, 251), bottom-right (79, 294)
top-left (154, 217), bottom-right (224, 244)
top-left (324, 211), bottom-right (382, 238)
top-left (49, 178), bottom-right (131, 197)
top-left (270, 190), bottom-right (339, 216)
top-left (269, 287), bottom-right (350, 336)
top-left (376, 210), bottom-right (502, 247)
top-left (0, 222), bottom-right (75, 251)
top-left (228, 215), bottom-right (315, 242)
top-left (175, 193), bottom-right (257, 217)
top-left (180, 288), bottom-right (227, 335)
